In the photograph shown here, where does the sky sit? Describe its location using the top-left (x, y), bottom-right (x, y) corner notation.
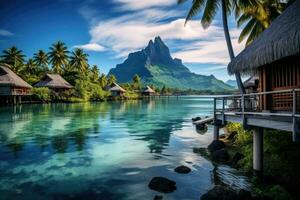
top-left (0, 0), bottom-right (246, 82)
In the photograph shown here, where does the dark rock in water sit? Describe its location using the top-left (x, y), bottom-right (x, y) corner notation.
top-left (154, 195), bottom-right (163, 200)
top-left (174, 165), bottom-right (191, 174)
top-left (207, 140), bottom-right (226, 153)
top-left (148, 177), bottom-right (176, 193)
top-left (230, 152), bottom-right (244, 167)
top-left (200, 185), bottom-right (237, 200)
top-left (212, 148), bottom-right (230, 162)
top-left (196, 123), bottom-right (207, 130)
top-left (227, 131), bottom-right (238, 140)
top-left (237, 189), bottom-right (252, 200)
top-left (196, 124), bottom-right (208, 135)
top-left (192, 117), bottom-right (202, 122)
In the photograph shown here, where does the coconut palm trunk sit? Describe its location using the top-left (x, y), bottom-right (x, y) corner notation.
top-left (221, 0), bottom-right (245, 94)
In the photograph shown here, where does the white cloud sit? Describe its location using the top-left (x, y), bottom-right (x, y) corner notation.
top-left (0, 29), bottom-right (13, 37)
top-left (113, 0), bottom-right (176, 10)
top-left (79, 0), bottom-right (245, 67)
top-left (73, 43), bottom-right (106, 52)
top-left (173, 30), bottom-right (245, 65)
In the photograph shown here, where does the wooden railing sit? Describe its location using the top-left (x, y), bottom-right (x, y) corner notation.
top-left (213, 89), bottom-right (300, 141)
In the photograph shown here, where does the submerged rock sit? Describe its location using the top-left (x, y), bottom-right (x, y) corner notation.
top-left (208, 140), bottom-right (226, 153)
top-left (154, 195), bottom-right (163, 200)
top-left (200, 186), bottom-right (237, 200)
top-left (174, 165), bottom-right (191, 174)
top-left (148, 177), bottom-right (176, 193)
top-left (212, 148), bottom-right (230, 162)
top-left (192, 117), bottom-right (202, 121)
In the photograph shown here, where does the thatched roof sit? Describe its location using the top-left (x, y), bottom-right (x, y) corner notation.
top-left (243, 76), bottom-right (259, 88)
top-left (34, 74), bottom-right (73, 89)
top-left (108, 82), bottom-right (126, 92)
top-left (228, 0), bottom-right (300, 75)
top-left (143, 86), bottom-right (155, 93)
top-left (0, 65), bottom-right (32, 88)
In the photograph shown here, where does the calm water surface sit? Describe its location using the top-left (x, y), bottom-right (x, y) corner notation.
top-left (0, 96), bottom-right (250, 200)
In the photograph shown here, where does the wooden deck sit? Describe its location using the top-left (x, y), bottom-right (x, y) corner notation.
top-left (213, 88), bottom-right (300, 142)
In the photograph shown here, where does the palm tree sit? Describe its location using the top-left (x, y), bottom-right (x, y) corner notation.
top-left (178, 0), bottom-right (245, 94)
top-left (25, 58), bottom-right (36, 75)
top-left (69, 48), bottom-right (89, 75)
top-left (237, 0), bottom-right (290, 46)
top-left (48, 41), bottom-right (69, 74)
top-left (33, 50), bottom-right (48, 69)
top-left (132, 74), bottom-right (141, 90)
top-left (90, 65), bottom-right (100, 82)
top-left (107, 75), bottom-right (117, 86)
top-left (99, 73), bottom-right (107, 88)
top-left (1, 46), bottom-right (25, 73)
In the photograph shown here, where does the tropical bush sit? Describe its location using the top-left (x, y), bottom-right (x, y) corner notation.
top-left (75, 77), bottom-right (108, 101)
top-left (32, 87), bottom-right (51, 102)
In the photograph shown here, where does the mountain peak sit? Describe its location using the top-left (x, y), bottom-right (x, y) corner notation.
top-left (144, 36), bottom-right (173, 65)
top-left (108, 37), bottom-right (234, 91)
top-left (154, 36), bottom-right (163, 45)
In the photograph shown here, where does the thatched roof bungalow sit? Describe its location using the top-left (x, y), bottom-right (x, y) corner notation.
top-left (0, 65), bottom-right (32, 96)
top-left (142, 86), bottom-right (155, 96)
top-left (228, 0), bottom-right (300, 111)
top-left (108, 82), bottom-right (126, 97)
top-left (34, 74), bottom-right (73, 91)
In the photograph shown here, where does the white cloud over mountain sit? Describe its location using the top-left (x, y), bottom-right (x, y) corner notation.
top-left (77, 0), bottom-right (245, 79)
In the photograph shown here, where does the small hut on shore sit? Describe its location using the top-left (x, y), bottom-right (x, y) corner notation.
top-left (0, 65), bottom-right (32, 104)
top-left (228, 0), bottom-right (300, 111)
top-left (142, 86), bottom-right (155, 96)
top-left (34, 74), bottom-right (73, 92)
top-left (108, 82), bottom-right (126, 97)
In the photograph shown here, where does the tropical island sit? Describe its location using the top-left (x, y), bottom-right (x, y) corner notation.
top-left (0, 0), bottom-right (299, 200)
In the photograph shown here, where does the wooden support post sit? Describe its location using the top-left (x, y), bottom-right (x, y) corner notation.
top-left (13, 96), bottom-right (16, 105)
top-left (292, 90), bottom-right (299, 142)
top-left (213, 125), bottom-right (220, 140)
top-left (222, 97), bottom-right (225, 125)
top-left (253, 127), bottom-right (264, 175)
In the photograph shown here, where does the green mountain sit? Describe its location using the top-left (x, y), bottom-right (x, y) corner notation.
top-left (108, 36), bottom-right (233, 91)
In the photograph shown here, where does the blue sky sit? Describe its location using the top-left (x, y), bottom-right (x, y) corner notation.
top-left (0, 0), bottom-right (246, 81)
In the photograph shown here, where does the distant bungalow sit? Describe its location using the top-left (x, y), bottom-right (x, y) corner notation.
top-left (142, 86), bottom-right (155, 96)
top-left (34, 74), bottom-right (73, 92)
top-left (107, 82), bottom-right (126, 97)
top-left (0, 65), bottom-right (32, 104)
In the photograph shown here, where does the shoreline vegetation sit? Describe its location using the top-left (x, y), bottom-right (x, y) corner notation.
top-left (0, 42), bottom-right (235, 105)
top-left (195, 122), bottom-right (300, 200)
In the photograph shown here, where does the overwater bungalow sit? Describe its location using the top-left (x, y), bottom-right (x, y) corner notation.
top-left (212, 0), bottom-right (300, 173)
top-left (142, 86), bottom-right (156, 96)
top-left (108, 82), bottom-right (126, 97)
top-left (34, 74), bottom-right (73, 92)
top-left (0, 65), bottom-right (32, 104)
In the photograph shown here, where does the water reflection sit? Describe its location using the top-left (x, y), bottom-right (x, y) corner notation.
top-left (0, 97), bottom-right (249, 200)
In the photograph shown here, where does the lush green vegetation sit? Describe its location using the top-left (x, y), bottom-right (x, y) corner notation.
top-left (0, 42), bottom-right (234, 103)
top-left (225, 122), bottom-right (300, 200)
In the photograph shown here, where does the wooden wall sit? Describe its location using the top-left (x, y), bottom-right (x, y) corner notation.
top-left (259, 54), bottom-right (300, 111)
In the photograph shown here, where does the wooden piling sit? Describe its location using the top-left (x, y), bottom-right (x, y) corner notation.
top-left (253, 127), bottom-right (264, 175)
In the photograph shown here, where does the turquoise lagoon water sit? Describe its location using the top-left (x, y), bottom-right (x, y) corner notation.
top-left (0, 96), bottom-right (250, 200)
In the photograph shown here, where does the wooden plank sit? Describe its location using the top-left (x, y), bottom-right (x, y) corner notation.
top-left (193, 117), bottom-right (214, 125)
